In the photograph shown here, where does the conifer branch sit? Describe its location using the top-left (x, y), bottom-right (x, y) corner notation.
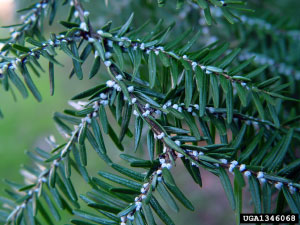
top-left (1, 0), bottom-right (50, 49)
top-left (70, 0), bottom-right (283, 100)
top-left (1, 1), bottom-right (299, 224)
top-left (4, 103), bottom-right (96, 224)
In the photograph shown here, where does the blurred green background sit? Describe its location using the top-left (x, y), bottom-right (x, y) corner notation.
top-left (0, 0), bottom-right (299, 224)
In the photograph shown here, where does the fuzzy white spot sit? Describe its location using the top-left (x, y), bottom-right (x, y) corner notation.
top-left (94, 50), bottom-right (99, 58)
top-left (289, 185), bottom-right (296, 194)
top-left (231, 160), bottom-right (238, 166)
top-left (113, 84), bottom-right (121, 92)
top-left (105, 52), bottom-right (112, 59)
top-left (177, 153), bottom-right (184, 158)
top-left (192, 62), bottom-right (197, 70)
top-left (244, 171), bottom-right (251, 177)
top-left (127, 86), bottom-right (134, 92)
top-left (74, 11), bottom-right (79, 18)
top-left (100, 93), bottom-right (107, 99)
top-left (166, 163), bottom-right (172, 169)
top-left (140, 188), bottom-right (146, 194)
top-left (120, 37), bottom-right (129, 41)
top-left (31, 14), bottom-right (37, 21)
top-left (133, 110), bottom-right (139, 116)
top-left (257, 171), bottom-right (264, 179)
top-left (172, 104), bottom-right (179, 110)
top-left (100, 100), bottom-right (109, 105)
top-left (104, 61), bottom-right (112, 67)
top-left (229, 164), bottom-right (236, 173)
top-left (85, 117), bottom-right (91, 124)
top-left (220, 159), bottom-right (228, 164)
top-left (97, 30), bottom-right (104, 35)
top-left (53, 160), bottom-right (59, 166)
top-left (157, 132), bottom-right (165, 139)
top-left (116, 74), bottom-right (123, 80)
top-left (142, 110), bottom-right (150, 117)
top-left (175, 140), bottom-right (181, 146)
top-left (159, 158), bottom-right (166, 164)
top-left (106, 80), bottom-right (115, 87)
top-left (127, 214), bottom-right (134, 221)
top-left (163, 146), bottom-right (167, 153)
top-left (275, 182), bottom-right (283, 190)
top-left (208, 107), bottom-right (215, 113)
top-left (80, 22), bottom-right (88, 31)
top-left (239, 164), bottom-right (246, 172)
top-left (108, 40), bottom-right (113, 47)
top-left (12, 32), bottom-right (20, 39)
top-left (88, 38), bottom-right (95, 43)
top-left (259, 178), bottom-right (266, 184)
